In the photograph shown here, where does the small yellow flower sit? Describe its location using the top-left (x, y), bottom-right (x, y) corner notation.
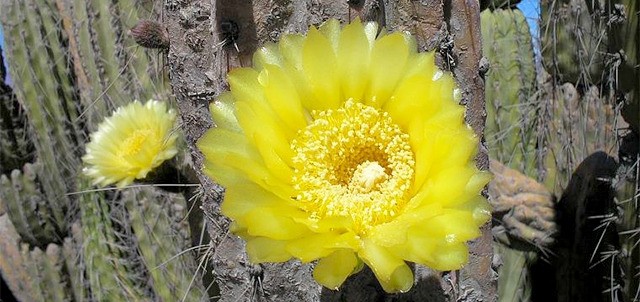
top-left (83, 100), bottom-right (179, 188)
top-left (198, 19), bottom-right (491, 292)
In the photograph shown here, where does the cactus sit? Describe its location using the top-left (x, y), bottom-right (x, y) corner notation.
top-left (0, 71), bottom-right (32, 174)
top-left (608, 0), bottom-right (639, 133)
top-left (540, 0), bottom-right (609, 84)
top-left (481, 8), bottom-right (537, 177)
top-left (0, 163), bottom-right (58, 246)
top-left (78, 183), bottom-right (147, 301)
top-left (481, 8), bottom-right (542, 302)
top-left (0, 213), bottom-right (39, 301)
top-left (125, 188), bottom-right (206, 301)
top-left (477, 0), bottom-right (638, 301)
top-left (537, 80), bottom-right (618, 195)
top-left (0, 0), bottom-right (209, 300)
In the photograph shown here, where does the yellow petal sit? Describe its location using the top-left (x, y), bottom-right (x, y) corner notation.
top-left (197, 128), bottom-right (260, 172)
top-left (389, 236), bottom-right (439, 264)
top-left (473, 198), bottom-right (492, 226)
top-left (278, 33), bottom-right (323, 113)
top-left (286, 231), bottom-right (360, 262)
top-left (406, 122), bottom-right (433, 194)
top-left (244, 207), bottom-right (309, 240)
top-left (413, 130), bottom-right (477, 192)
top-left (279, 34), bottom-right (305, 70)
top-left (465, 170), bottom-right (492, 196)
top-left (198, 128), bottom-right (293, 198)
top-left (246, 237), bottom-right (292, 263)
top-left (228, 68), bottom-right (264, 105)
top-left (365, 33), bottom-right (410, 107)
top-left (258, 64), bottom-right (308, 131)
top-left (424, 165), bottom-right (477, 207)
top-left (363, 21), bottom-right (379, 45)
top-left (369, 203), bottom-right (444, 247)
top-left (338, 18), bottom-right (370, 101)
top-left (235, 101), bottom-right (294, 183)
top-left (401, 52), bottom-right (438, 79)
top-left (302, 27), bottom-right (341, 110)
top-left (359, 240), bottom-right (414, 293)
top-left (368, 219), bottom-right (411, 247)
top-left (210, 92), bottom-right (241, 132)
top-left (313, 249), bottom-right (359, 290)
top-left (428, 242), bottom-right (469, 271)
top-left (385, 74), bottom-right (442, 130)
top-left (254, 133), bottom-right (293, 181)
top-left (221, 182), bottom-right (296, 223)
top-left (291, 215), bottom-right (353, 233)
top-left (253, 42), bottom-right (282, 69)
top-left (319, 19), bottom-right (341, 53)
top-left (412, 210), bottom-right (481, 244)
top-left (453, 196), bottom-right (492, 227)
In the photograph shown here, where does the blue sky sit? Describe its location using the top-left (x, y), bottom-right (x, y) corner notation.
top-left (518, 0), bottom-right (540, 38)
top-left (0, 25), bottom-right (9, 85)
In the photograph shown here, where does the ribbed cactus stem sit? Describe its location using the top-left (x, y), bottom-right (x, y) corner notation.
top-left (63, 225), bottom-right (86, 302)
top-left (36, 244), bottom-right (68, 302)
top-left (0, 163), bottom-right (58, 246)
top-left (481, 7), bottom-right (541, 302)
top-left (0, 214), bottom-right (38, 301)
top-left (20, 243), bottom-right (45, 301)
top-left (126, 188), bottom-right (206, 301)
top-left (1, 0), bottom-right (75, 234)
top-left (79, 182), bottom-right (145, 301)
top-left (481, 8), bottom-right (537, 177)
top-left (66, 0), bottom-right (109, 125)
top-left (0, 0), bottom-right (217, 300)
top-left (86, 0), bottom-right (131, 107)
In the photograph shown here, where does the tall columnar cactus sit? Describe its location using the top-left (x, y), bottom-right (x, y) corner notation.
top-left (124, 188), bottom-right (206, 301)
top-left (540, 0), bottom-right (609, 84)
top-left (537, 80), bottom-right (618, 195)
top-left (0, 163), bottom-right (55, 246)
top-left (0, 0), bottom-right (208, 300)
top-left (481, 7), bottom-right (543, 302)
top-left (0, 71), bottom-right (32, 174)
top-left (482, 3), bottom-right (629, 301)
top-left (608, 0), bottom-right (639, 134)
top-left (482, 0), bottom-right (640, 301)
top-left (481, 8), bottom-right (537, 177)
top-left (79, 184), bottom-right (147, 301)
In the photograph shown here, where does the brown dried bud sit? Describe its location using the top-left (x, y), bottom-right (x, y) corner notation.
top-left (129, 20), bottom-right (169, 50)
top-left (489, 159), bottom-right (558, 249)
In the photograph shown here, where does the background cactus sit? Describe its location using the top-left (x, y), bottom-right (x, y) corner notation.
top-left (540, 0), bottom-right (609, 84)
top-left (0, 0), bottom-right (210, 300)
top-left (480, 7), bottom-right (543, 302)
top-left (482, 0), bottom-right (639, 301)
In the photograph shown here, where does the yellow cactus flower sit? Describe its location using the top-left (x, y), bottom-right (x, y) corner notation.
top-left (83, 100), bottom-right (179, 188)
top-left (198, 19), bottom-right (491, 293)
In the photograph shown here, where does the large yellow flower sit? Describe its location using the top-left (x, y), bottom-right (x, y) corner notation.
top-left (198, 19), bottom-right (491, 293)
top-left (83, 100), bottom-right (179, 188)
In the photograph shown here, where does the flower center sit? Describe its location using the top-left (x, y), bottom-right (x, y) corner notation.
top-left (119, 129), bottom-right (152, 156)
top-left (291, 100), bottom-right (415, 233)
